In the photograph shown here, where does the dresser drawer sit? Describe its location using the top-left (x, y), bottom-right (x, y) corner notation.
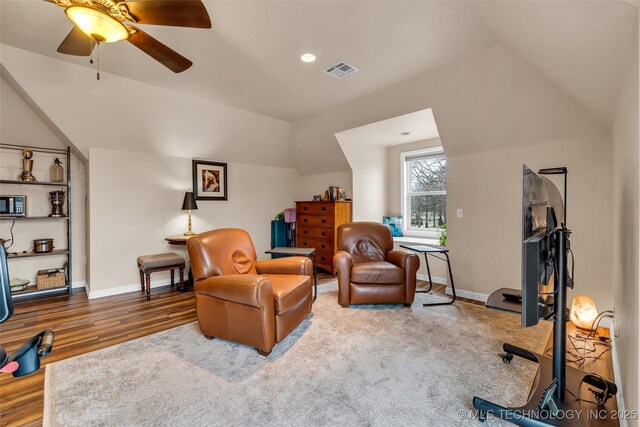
top-left (297, 203), bottom-right (332, 216)
top-left (298, 237), bottom-right (333, 253)
top-left (298, 214), bottom-right (333, 229)
top-left (298, 227), bottom-right (332, 240)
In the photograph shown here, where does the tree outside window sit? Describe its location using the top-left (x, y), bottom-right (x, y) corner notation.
top-left (404, 152), bottom-right (446, 231)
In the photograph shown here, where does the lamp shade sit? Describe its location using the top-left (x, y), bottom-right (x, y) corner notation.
top-left (182, 192), bottom-right (198, 210)
top-left (65, 6), bottom-right (130, 43)
top-left (569, 295), bottom-right (598, 330)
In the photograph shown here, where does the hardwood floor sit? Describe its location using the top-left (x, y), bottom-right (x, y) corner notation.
top-left (0, 278), bottom-right (610, 426)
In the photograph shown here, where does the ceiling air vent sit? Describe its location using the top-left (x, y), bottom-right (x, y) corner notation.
top-left (324, 61), bottom-right (358, 79)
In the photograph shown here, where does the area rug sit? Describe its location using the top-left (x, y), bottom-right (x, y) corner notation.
top-left (44, 282), bottom-right (550, 426)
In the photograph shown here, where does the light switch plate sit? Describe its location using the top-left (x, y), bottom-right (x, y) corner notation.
top-left (456, 209), bottom-right (463, 218)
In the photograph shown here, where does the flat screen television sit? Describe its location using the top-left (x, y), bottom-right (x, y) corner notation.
top-left (521, 165), bottom-right (564, 327)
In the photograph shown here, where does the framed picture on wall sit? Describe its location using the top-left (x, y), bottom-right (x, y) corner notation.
top-left (192, 160), bottom-right (228, 201)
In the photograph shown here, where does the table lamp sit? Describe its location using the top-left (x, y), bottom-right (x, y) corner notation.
top-left (181, 191), bottom-right (198, 236)
top-left (569, 295), bottom-right (598, 331)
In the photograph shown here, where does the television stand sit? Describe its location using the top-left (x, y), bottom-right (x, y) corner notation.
top-left (474, 228), bottom-right (618, 426)
top-left (473, 343), bottom-right (618, 426)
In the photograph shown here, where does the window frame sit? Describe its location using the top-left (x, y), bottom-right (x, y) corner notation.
top-left (400, 147), bottom-right (446, 238)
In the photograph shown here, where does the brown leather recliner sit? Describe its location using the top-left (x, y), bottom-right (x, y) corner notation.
top-left (187, 229), bottom-right (313, 356)
top-left (334, 222), bottom-right (420, 307)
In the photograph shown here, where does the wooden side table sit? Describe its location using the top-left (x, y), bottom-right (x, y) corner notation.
top-left (165, 234), bottom-right (194, 287)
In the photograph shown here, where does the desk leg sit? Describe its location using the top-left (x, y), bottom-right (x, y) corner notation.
top-left (415, 253), bottom-right (433, 293)
top-left (312, 253), bottom-right (318, 303)
top-left (422, 253), bottom-right (456, 307)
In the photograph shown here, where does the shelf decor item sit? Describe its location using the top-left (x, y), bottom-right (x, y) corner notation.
top-left (33, 238), bottom-right (54, 253)
top-left (9, 278), bottom-right (30, 292)
top-left (49, 190), bottom-right (65, 217)
top-left (19, 150), bottom-right (37, 182)
top-left (192, 160), bottom-right (227, 201)
top-left (50, 158), bottom-right (64, 183)
top-left (181, 191), bottom-right (198, 236)
top-left (36, 267), bottom-right (66, 290)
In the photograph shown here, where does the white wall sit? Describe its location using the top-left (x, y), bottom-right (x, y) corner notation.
top-left (447, 134), bottom-right (613, 308)
top-left (611, 18), bottom-right (639, 414)
top-left (295, 170), bottom-right (352, 202)
top-left (336, 136), bottom-right (387, 222)
top-left (0, 77), bottom-right (87, 287)
top-left (88, 148), bottom-right (298, 295)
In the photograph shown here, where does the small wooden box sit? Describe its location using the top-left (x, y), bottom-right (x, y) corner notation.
top-left (36, 268), bottom-right (66, 290)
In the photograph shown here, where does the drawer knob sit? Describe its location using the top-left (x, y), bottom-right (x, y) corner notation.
top-left (304, 219), bottom-right (308, 222)
top-left (321, 232), bottom-right (326, 236)
top-left (321, 219), bottom-right (326, 223)
top-left (303, 230), bottom-right (308, 234)
top-left (321, 207), bottom-right (326, 211)
top-left (303, 207), bottom-right (308, 210)
top-left (321, 244), bottom-right (326, 249)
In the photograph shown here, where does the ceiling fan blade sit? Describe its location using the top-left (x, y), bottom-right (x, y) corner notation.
top-left (57, 26), bottom-right (95, 56)
top-left (121, 1), bottom-right (211, 28)
top-left (127, 27), bottom-right (193, 73)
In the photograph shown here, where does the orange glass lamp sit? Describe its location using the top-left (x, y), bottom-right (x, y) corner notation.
top-left (181, 191), bottom-right (198, 236)
top-left (65, 6), bottom-right (129, 43)
top-left (569, 295), bottom-right (599, 331)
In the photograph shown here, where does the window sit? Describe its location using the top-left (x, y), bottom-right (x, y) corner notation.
top-left (401, 147), bottom-right (446, 236)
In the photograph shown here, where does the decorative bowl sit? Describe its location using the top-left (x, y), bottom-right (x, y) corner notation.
top-left (10, 278), bottom-right (30, 292)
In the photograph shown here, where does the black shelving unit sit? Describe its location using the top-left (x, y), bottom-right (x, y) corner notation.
top-left (0, 143), bottom-right (72, 301)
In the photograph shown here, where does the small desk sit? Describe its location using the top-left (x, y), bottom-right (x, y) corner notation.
top-left (265, 247), bottom-right (318, 302)
top-left (165, 234), bottom-right (194, 287)
top-left (399, 244), bottom-right (456, 306)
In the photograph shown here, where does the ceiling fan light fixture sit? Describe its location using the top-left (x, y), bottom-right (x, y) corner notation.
top-left (65, 6), bottom-right (129, 43)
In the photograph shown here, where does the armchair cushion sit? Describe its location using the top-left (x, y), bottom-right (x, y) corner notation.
top-left (264, 274), bottom-right (312, 314)
top-left (256, 257), bottom-right (313, 277)
top-left (351, 261), bottom-right (404, 284)
top-left (195, 274), bottom-right (272, 308)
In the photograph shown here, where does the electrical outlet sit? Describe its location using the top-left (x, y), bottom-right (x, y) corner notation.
top-left (612, 307), bottom-right (620, 337)
top-left (456, 209), bottom-right (463, 218)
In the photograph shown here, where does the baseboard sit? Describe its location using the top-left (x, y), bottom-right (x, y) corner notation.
top-left (445, 286), bottom-right (489, 303)
top-left (88, 279), bottom-right (173, 300)
top-left (416, 273), bottom-right (447, 285)
top-left (609, 324), bottom-right (627, 427)
top-left (416, 274), bottom-right (489, 303)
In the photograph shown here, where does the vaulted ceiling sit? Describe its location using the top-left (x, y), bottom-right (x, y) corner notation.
top-left (2, 1), bottom-right (635, 125)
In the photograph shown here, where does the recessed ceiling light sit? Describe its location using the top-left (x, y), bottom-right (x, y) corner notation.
top-left (401, 131), bottom-right (411, 136)
top-left (301, 53), bottom-right (316, 63)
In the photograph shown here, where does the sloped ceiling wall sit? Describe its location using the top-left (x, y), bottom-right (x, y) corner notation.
top-left (472, 1), bottom-right (637, 125)
top-left (0, 45), bottom-right (293, 168)
top-left (291, 44), bottom-right (607, 175)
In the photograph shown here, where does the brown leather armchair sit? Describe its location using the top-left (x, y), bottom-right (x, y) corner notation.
top-left (334, 222), bottom-right (420, 307)
top-left (187, 229), bottom-right (313, 356)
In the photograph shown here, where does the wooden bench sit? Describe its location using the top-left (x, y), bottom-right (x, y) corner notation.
top-left (136, 253), bottom-right (186, 301)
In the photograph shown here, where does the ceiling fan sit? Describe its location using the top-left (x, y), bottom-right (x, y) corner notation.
top-left (45, 0), bottom-right (212, 73)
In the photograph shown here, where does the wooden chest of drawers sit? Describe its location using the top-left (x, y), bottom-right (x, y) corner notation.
top-left (296, 201), bottom-right (352, 275)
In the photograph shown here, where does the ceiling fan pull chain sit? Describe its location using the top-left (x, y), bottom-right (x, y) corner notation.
top-left (89, 39), bottom-right (94, 65)
top-left (96, 42), bottom-right (100, 81)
